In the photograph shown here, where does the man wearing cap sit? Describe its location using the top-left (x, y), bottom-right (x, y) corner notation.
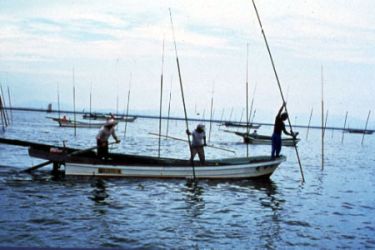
top-left (186, 124), bottom-right (207, 164)
top-left (96, 119), bottom-right (120, 160)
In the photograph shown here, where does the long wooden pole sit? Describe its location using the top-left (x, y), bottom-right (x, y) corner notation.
top-left (89, 83), bottom-right (92, 126)
top-left (361, 110), bottom-right (371, 145)
top-left (251, 0), bottom-right (304, 182)
top-left (0, 85), bottom-right (9, 126)
top-left (158, 39), bottom-right (165, 158)
top-left (208, 85), bottom-right (214, 143)
top-left (57, 83), bottom-right (61, 120)
top-left (321, 66), bottom-right (324, 170)
top-left (0, 96), bottom-right (5, 131)
top-left (124, 74), bottom-right (132, 139)
top-left (149, 133), bottom-right (236, 154)
top-left (341, 111), bottom-right (348, 144)
top-left (73, 71), bottom-right (77, 136)
top-left (7, 86), bottom-right (13, 123)
top-left (306, 108), bottom-right (313, 140)
top-left (169, 8), bottom-right (196, 182)
top-left (166, 77), bottom-right (172, 137)
top-left (246, 43), bottom-right (250, 158)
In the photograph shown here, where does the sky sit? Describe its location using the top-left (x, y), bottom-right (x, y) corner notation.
top-left (0, 0), bottom-right (374, 128)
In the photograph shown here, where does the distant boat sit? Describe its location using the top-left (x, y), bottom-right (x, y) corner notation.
top-left (82, 113), bottom-right (137, 122)
top-left (47, 116), bottom-right (107, 129)
top-left (222, 121), bottom-right (261, 129)
top-left (344, 128), bottom-right (373, 135)
top-left (225, 130), bottom-right (300, 146)
top-left (0, 137), bottom-right (286, 180)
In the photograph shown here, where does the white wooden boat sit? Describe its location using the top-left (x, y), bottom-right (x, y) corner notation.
top-left (47, 117), bottom-right (107, 128)
top-left (82, 113), bottom-right (137, 122)
top-left (0, 138), bottom-right (286, 180)
top-left (226, 131), bottom-right (300, 146)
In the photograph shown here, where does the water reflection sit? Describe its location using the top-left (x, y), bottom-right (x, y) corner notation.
top-left (182, 181), bottom-right (205, 218)
top-left (90, 178), bottom-right (109, 203)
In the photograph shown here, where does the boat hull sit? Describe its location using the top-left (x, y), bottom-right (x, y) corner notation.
top-left (64, 156), bottom-right (284, 179)
top-left (26, 145), bottom-right (286, 180)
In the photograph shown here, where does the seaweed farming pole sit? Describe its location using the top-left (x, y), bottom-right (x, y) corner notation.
top-left (0, 96), bottom-right (6, 131)
top-left (341, 111), bottom-right (348, 144)
top-left (306, 108), bottom-right (313, 140)
top-left (123, 74), bottom-right (132, 139)
top-left (89, 83), bottom-right (92, 126)
top-left (158, 39), bottom-right (165, 158)
top-left (72, 68), bottom-right (77, 137)
top-left (323, 110), bottom-right (328, 137)
top-left (321, 66), bottom-right (325, 170)
top-left (7, 86), bottom-right (13, 123)
top-left (361, 110), bottom-right (371, 146)
top-left (169, 8), bottom-right (196, 182)
top-left (246, 43), bottom-right (250, 158)
top-left (0, 85), bottom-right (9, 126)
top-left (251, 0), bottom-right (304, 182)
top-left (208, 85), bottom-right (214, 144)
top-left (166, 77), bottom-right (172, 137)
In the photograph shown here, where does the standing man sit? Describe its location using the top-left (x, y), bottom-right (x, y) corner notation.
top-left (96, 119), bottom-right (120, 160)
top-left (186, 124), bottom-right (207, 165)
top-left (272, 102), bottom-right (297, 158)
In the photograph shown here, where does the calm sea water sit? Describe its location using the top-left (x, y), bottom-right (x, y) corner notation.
top-left (0, 111), bottom-right (374, 249)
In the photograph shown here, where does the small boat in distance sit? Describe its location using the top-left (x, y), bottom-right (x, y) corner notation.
top-left (46, 116), bottom-right (108, 129)
top-left (222, 121), bottom-right (261, 129)
top-left (225, 130), bottom-right (300, 146)
top-left (82, 113), bottom-right (137, 122)
top-left (344, 128), bottom-right (374, 135)
top-left (0, 137), bottom-right (286, 180)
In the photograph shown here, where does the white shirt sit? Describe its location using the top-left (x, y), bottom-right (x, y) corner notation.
top-left (96, 126), bottom-right (118, 141)
top-left (192, 129), bottom-right (206, 147)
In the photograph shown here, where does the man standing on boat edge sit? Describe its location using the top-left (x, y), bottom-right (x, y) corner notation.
top-left (96, 119), bottom-right (120, 160)
top-left (272, 102), bottom-right (298, 158)
top-left (186, 124), bottom-right (207, 165)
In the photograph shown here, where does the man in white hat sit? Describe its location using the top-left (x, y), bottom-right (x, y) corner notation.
top-left (186, 124), bottom-right (207, 164)
top-left (96, 119), bottom-right (120, 160)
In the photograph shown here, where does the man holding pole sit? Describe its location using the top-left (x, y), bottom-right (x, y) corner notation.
top-left (96, 119), bottom-right (120, 160)
top-left (186, 124), bottom-right (207, 165)
top-left (272, 102), bottom-right (298, 158)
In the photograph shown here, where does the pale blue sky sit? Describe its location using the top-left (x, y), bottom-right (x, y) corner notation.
top-left (0, 0), bottom-right (374, 127)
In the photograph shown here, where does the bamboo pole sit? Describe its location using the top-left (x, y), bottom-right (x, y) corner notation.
top-left (166, 77), bottom-right (173, 137)
top-left (169, 8), bottom-right (196, 183)
top-left (158, 39), bottom-right (165, 158)
top-left (149, 133), bottom-right (236, 154)
top-left (73, 68), bottom-right (77, 137)
top-left (361, 110), bottom-right (371, 145)
top-left (0, 85), bottom-right (9, 126)
top-left (0, 96), bottom-right (6, 131)
top-left (7, 86), bottom-right (13, 123)
top-left (208, 85), bottom-right (214, 143)
top-left (57, 83), bottom-right (61, 121)
top-left (246, 43), bottom-right (250, 158)
top-left (321, 66), bottom-right (324, 170)
top-left (341, 111), bottom-right (348, 144)
top-left (251, 0), bottom-right (305, 182)
top-left (123, 73), bottom-right (132, 139)
top-left (306, 108), bottom-right (313, 140)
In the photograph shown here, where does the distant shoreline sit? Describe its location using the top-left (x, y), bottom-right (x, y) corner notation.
top-left (2, 106), bottom-right (374, 133)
